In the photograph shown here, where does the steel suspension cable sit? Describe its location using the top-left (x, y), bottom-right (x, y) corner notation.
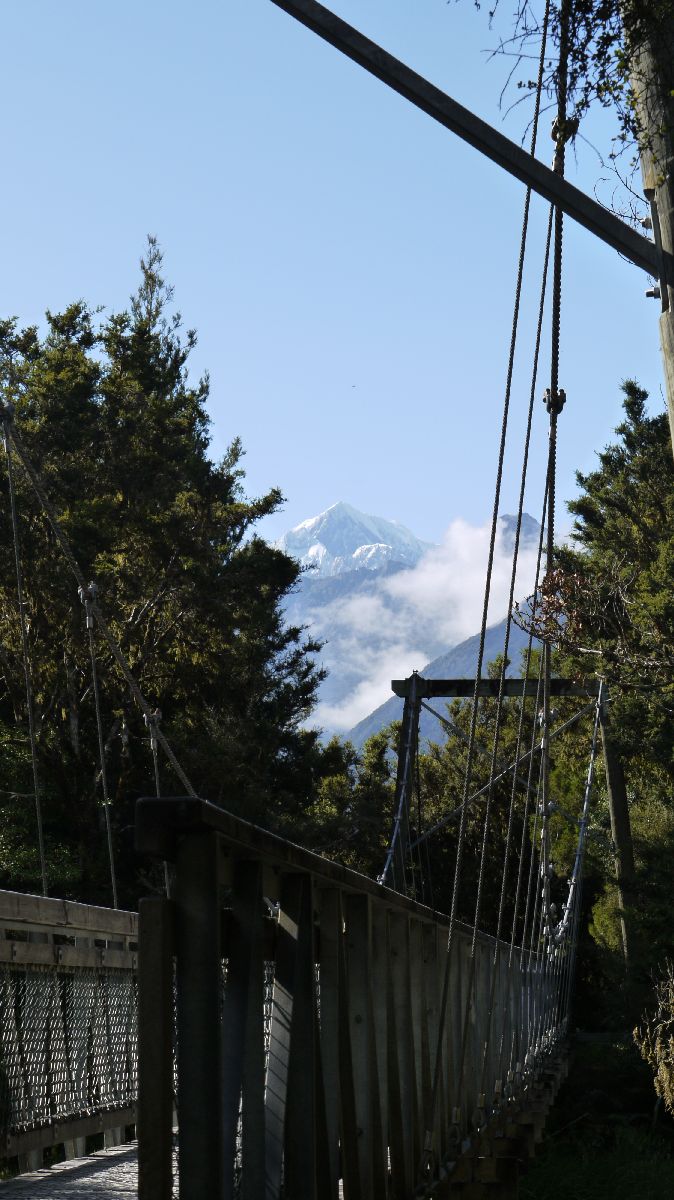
top-left (501, 654), bottom-right (545, 1084)
top-left (1, 406), bottom-right (47, 895)
top-left (520, 746), bottom-right (547, 1068)
top-left (410, 699), bottom-right (593, 850)
top-left (463, 197), bottom-right (556, 1108)
top-left (554, 686), bottom-right (602, 1030)
top-left (479, 492), bottom-right (552, 1102)
top-left (420, 699), bottom-right (540, 801)
top-left (496, 488), bottom-right (548, 1086)
top-left (419, 10), bottom-right (555, 1174)
top-left (533, 0), bottom-right (572, 1070)
top-left (145, 709), bottom-right (172, 897)
top-left (79, 585), bottom-right (118, 908)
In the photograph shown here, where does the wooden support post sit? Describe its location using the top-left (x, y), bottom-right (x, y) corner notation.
top-left (336, 892), bottom-right (362, 1200)
top-left (266, 876), bottom-right (301, 1199)
top-left (421, 923), bottom-right (442, 1158)
top-left (17, 1150), bottom-right (42, 1173)
top-left (598, 687), bottom-right (636, 977)
top-left (387, 911), bottom-right (415, 1196)
top-left (175, 831), bottom-right (224, 1200)
top-left (345, 894), bottom-right (387, 1200)
top-left (409, 919), bottom-right (425, 1165)
top-left (284, 874), bottom-right (321, 1199)
top-left (63, 1137), bottom-right (86, 1160)
top-left (370, 904), bottom-right (390, 1182)
top-left (138, 895), bottom-right (174, 1200)
top-left (221, 859), bottom-right (265, 1200)
top-left (629, 28), bottom-right (674, 456)
top-left (317, 888), bottom-right (348, 1200)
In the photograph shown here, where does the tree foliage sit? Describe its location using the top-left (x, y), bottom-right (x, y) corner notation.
top-left (521, 384), bottom-right (674, 1016)
top-left (0, 239), bottom-right (325, 904)
top-left (494, 0), bottom-right (674, 217)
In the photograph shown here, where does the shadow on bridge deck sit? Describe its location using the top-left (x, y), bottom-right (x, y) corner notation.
top-left (0, 1144), bottom-right (141, 1198)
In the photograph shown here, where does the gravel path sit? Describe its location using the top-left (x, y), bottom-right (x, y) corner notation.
top-left (0, 1144), bottom-right (139, 1197)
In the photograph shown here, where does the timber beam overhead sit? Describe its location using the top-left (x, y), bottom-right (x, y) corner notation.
top-left (271, 0), bottom-right (662, 280)
top-left (392, 676), bottom-right (601, 699)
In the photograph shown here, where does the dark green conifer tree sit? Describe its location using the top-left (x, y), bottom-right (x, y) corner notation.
top-left (0, 239), bottom-right (324, 904)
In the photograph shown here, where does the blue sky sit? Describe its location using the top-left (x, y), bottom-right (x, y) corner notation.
top-left (1, 0), bottom-right (663, 545)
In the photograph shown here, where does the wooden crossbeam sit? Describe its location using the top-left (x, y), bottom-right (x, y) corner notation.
top-left (391, 677), bottom-right (600, 699)
top-left (270, 0), bottom-right (660, 278)
top-left (0, 887), bottom-right (137, 938)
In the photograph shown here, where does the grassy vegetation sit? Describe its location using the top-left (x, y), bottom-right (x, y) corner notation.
top-left (521, 1037), bottom-right (674, 1199)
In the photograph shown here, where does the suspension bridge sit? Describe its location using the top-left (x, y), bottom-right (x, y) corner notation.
top-left (0, 0), bottom-right (657, 1196)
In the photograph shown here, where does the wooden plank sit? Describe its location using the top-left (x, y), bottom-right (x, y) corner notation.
top-left (437, 925), bottom-right (453, 1162)
top-left (450, 933), bottom-right (467, 1132)
top-left (476, 941), bottom-right (493, 1114)
top-left (0, 889), bottom-right (137, 938)
top-left (421, 922), bottom-right (441, 1160)
top-left (387, 911), bottom-right (415, 1196)
top-left (345, 894), bottom-right (386, 1200)
top-left (174, 831), bottom-right (224, 1200)
top-left (136, 912), bottom-right (170, 1200)
top-left (337, 892), bottom-right (362, 1200)
top-left (370, 905), bottom-right (389, 1182)
top-left (315, 889), bottom-right (342, 1200)
top-left (220, 860), bottom-right (265, 1200)
top-left (392, 677), bottom-right (600, 699)
top-left (265, 876), bottom-right (300, 1199)
top-left (409, 919), bottom-right (425, 1166)
top-left (285, 874), bottom-right (318, 1198)
top-left (269, 0), bottom-right (659, 277)
top-left (240, 871), bottom-right (266, 1200)
top-left (136, 797), bottom-right (489, 947)
top-left (385, 913), bottom-right (406, 1200)
top-left (3, 1105), bottom-right (136, 1157)
top-left (0, 941), bottom-right (137, 970)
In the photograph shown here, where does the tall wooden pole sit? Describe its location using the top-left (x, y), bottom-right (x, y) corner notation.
top-left (629, 9), bottom-right (674, 452)
top-left (597, 686), bottom-right (636, 977)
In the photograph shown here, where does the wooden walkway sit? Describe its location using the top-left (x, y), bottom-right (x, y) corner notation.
top-left (0, 1145), bottom-right (142, 1198)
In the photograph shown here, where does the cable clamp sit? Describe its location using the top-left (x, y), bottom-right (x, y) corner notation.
top-left (543, 387), bottom-right (566, 415)
top-left (144, 707), bottom-right (162, 749)
top-left (551, 115), bottom-right (579, 145)
top-left (78, 581), bottom-right (98, 629)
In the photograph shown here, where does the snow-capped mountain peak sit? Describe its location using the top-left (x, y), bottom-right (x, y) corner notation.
top-left (275, 501), bottom-right (434, 577)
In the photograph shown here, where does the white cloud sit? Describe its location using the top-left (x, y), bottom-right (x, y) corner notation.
top-left (312, 645), bottom-right (416, 733)
top-left (310, 517), bottom-right (542, 733)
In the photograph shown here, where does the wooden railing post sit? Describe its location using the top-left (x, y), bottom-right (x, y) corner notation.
top-left (316, 888), bottom-right (345, 1200)
top-left (174, 830), bottom-right (224, 1200)
top-left (138, 895), bottom-right (173, 1200)
top-left (221, 859), bottom-right (265, 1200)
top-left (345, 893), bottom-right (387, 1200)
top-left (387, 911), bottom-right (415, 1196)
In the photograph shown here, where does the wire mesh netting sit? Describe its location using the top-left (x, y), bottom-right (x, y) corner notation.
top-left (0, 963), bottom-right (137, 1138)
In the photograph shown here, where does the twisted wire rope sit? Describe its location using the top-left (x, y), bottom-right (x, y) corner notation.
top-left (1, 414), bottom-right (47, 895)
top-left (80, 589), bottom-right (118, 908)
top-left (5, 420), bottom-right (197, 800)
top-left (475, 198), bottom-right (556, 1104)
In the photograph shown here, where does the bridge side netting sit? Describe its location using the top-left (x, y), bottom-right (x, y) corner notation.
top-left (0, 962), bottom-right (137, 1144)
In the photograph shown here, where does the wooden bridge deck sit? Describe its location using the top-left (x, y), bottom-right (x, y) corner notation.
top-left (0, 1145), bottom-right (141, 1198)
